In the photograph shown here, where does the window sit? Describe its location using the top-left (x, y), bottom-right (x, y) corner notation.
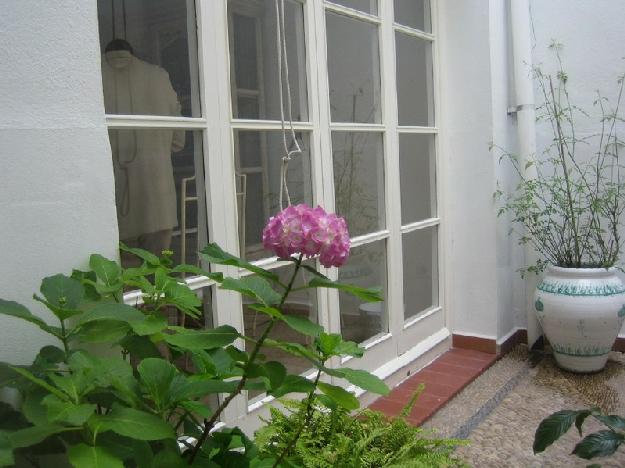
top-left (97, 0), bottom-right (441, 417)
top-left (97, 0), bottom-right (205, 270)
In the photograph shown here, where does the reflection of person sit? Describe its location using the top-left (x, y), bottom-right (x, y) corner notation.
top-left (101, 40), bottom-right (185, 263)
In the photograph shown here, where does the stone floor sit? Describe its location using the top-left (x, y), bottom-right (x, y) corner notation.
top-left (422, 346), bottom-right (625, 467)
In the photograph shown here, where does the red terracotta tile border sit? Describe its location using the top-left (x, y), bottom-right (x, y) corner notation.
top-left (367, 348), bottom-right (498, 426)
top-left (452, 334), bottom-right (497, 354)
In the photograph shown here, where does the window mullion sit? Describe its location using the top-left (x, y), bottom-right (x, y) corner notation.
top-left (312, 1), bottom-right (342, 341)
top-left (379, 0), bottom-right (404, 346)
top-left (302, 0), bottom-right (333, 338)
top-left (198, 0), bottom-right (247, 423)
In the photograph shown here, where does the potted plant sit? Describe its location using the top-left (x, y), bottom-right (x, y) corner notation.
top-left (495, 43), bottom-right (625, 372)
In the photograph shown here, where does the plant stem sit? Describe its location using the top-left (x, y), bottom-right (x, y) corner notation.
top-left (187, 254), bottom-right (304, 464)
top-left (272, 368), bottom-right (323, 468)
top-left (550, 76), bottom-right (581, 265)
top-left (60, 320), bottom-right (70, 362)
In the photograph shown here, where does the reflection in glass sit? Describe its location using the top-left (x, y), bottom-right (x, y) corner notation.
top-left (108, 129), bottom-right (207, 269)
top-left (326, 12), bottom-right (381, 123)
top-left (233, 131), bottom-right (313, 260)
top-left (339, 241), bottom-right (387, 343)
top-left (395, 32), bottom-right (434, 126)
top-left (403, 227), bottom-right (438, 321)
top-left (228, 0), bottom-right (308, 121)
top-left (394, 0), bottom-right (431, 32)
top-left (97, 0), bottom-right (200, 117)
top-left (244, 262), bottom-right (318, 400)
top-left (332, 132), bottom-right (385, 237)
top-left (399, 134), bottom-right (436, 224)
top-left (328, 0), bottom-right (378, 15)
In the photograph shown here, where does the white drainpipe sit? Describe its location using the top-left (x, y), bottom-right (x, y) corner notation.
top-left (509, 0), bottom-right (541, 349)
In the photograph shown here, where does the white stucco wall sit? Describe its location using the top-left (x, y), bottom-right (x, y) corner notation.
top-left (531, 0), bottom-right (625, 338)
top-left (0, 0), bottom-right (118, 364)
top-left (438, 0), bottom-right (525, 342)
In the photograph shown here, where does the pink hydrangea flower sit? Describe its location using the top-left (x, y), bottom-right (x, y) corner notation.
top-left (262, 204), bottom-right (350, 268)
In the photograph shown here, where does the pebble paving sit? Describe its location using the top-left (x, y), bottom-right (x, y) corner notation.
top-left (423, 347), bottom-right (625, 467)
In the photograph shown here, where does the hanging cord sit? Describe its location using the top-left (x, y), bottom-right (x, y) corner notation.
top-left (275, 0), bottom-right (302, 209)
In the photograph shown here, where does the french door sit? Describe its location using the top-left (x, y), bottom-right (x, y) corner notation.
top-left (100, 0), bottom-right (443, 423)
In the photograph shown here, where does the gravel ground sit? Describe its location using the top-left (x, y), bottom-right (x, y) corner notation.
top-left (423, 346), bottom-right (625, 467)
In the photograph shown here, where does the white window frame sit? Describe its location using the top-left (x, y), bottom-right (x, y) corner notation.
top-left (106, 0), bottom-right (445, 428)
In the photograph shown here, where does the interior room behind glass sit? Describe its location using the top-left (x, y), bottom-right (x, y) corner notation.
top-left (97, 0), bottom-right (207, 270)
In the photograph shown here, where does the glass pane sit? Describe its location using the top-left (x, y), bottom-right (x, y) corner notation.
top-left (234, 131), bottom-right (313, 260)
top-left (228, 0), bottom-right (308, 121)
top-left (395, 32), bottom-right (434, 126)
top-left (332, 132), bottom-right (385, 237)
top-left (399, 134), bottom-right (436, 224)
top-left (97, 0), bottom-right (200, 117)
top-left (326, 12), bottom-right (381, 123)
top-left (403, 227), bottom-right (438, 321)
top-left (328, 0), bottom-right (378, 15)
top-left (339, 241), bottom-right (387, 343)
top-left (109, 129), bottom-right (208, 269)
top-left (394, 0), bottom-right (431, 32)
top-left (244, 262), bottom-right (318, 400)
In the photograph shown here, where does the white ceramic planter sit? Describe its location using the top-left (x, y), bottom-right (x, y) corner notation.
top-left (534, 266), bottom-right (625, 373)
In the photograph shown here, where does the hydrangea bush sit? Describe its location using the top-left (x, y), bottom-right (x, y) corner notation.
top-left (0, 205), bottom-right (387, 467)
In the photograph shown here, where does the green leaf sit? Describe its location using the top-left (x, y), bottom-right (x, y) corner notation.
top-left (0, 299), bottom-right (62, 338)
top-left (309, 277), bottom-right (383, 302)
top-left (0, 431), bottom-right (13, 467)
top-left (533, 410), bottom-right (579, 453)
top-left (89, 254), bottom-right (121, 286)
top-left (119, 335), bottom-right (162, 359)
top-left (40, 273), bottom-right (84, 312)
top-left (221, 276), bottom-right (281, 306)
top-left (75, 320), bottom-right (130, 343)
top-left (335, 368), bottom-right (389, 395)
top-left (164, 325), bottom-right (239, 351)
top-left (318, 382), bottom-right (359, 410)
top-left (333, 340), bottom-right (365, 358)
top-left (172, 264), bottom-right (224, 282)
top-left (90, 406), bottom-right (174, 441)
top-left (163, 281), bottom-right (202, 317)
top-left (247, 304), bottom-right (283, 320)
top-left (281, 314), bottom-right (323, 338)
top-left (138, 358), bottom-right (177, 409)
top-left (178, 378), bottom-right (238, 397)
top-left (265, 340), bottom-right (320, 364)
top-left (179, 400), bottom-right (212, 419)
top-left (67, 443), bottom-right (124, 468)
top-left (575, 409), bottom-right (594, 435)
top-left (131, 315), bottom-right (168, 336)
top-left (97, 432), bottom-right (153, 468)
top-left (151, 449), bottom-right (186, 468)
top-left (201, 243), bottom-right (278, 282)
top-left (42, 395), bottom-right (96, 425)
top-left (594, 414), bottom-right (625, 431)
top-left (36, 346), bottom-right (66, 365)
top-left (21, 388), bottom-right (50, 425)
top-left (263, 361), bottom-right (287, 390)
top-left (9, 367), bottom-right (69, 401)
top-left (8, 424), bottom-right (66, 449)
top-left (318, 333), bottom-right (342, 356)
top-left (573, 430), bottom-right (624, 460)
top-left (78, 302), bottom-right (145, 326)
top-left (72, 269), bottom-right (101, 301)
top-left (119, 243), bottom-right (161, 266)
top-left (270, 375), bottom-right (315, 398)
